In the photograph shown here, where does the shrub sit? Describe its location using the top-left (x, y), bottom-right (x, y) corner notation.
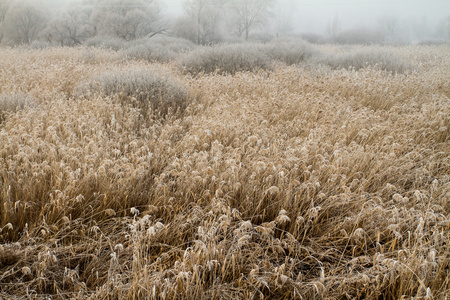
top-left (84, 35), bottom-right (197, 54)
top-left (29, 40), bottom-right (54, 49)
top-left (417, 39), bottom-right (449, 46)
top-left (247, 31), bottom-right (276, 42)
top-left (0, 93), bottom-right (33, 124)
top-left (267, 38), bottom-right (320, 65)
top-left (179, 39), bottom-right (322, 75)
top-left (122, 36), bottom-right (196, 62)
top-left (179, 43), bottom-right (273, 75)
top-left (320, 48), bottom-right (411, 73)
top-left (84, 36), bottom-right (128, 50)
top-left (146, 35), bottom-right (197, 53)
top-left (84, 36), bottom-right (196, 62)
top-left (123, 43), bottom-right (176, 62)
top-left (329, 28), bottom-right (385, 45)
top-left (298, 33), bottom-right (325, 44)
top-left (77, 70), bottom-right (192, 118)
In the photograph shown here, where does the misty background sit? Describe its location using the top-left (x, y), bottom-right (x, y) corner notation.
top-left (0, 0), bottom-right (449, 46)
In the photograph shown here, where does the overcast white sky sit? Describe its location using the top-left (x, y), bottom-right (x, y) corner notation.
top-left (46, 0), bottom-right (450, 34)
top-left (290, 0), bottom-right (449, 33)
top-left (161, 0), bottom-right (450, 34)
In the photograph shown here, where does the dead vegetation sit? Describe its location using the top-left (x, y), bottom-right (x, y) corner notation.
top-left (0, 44), bottom-right (449, 299)
top-left (0, 93), bottom-right (34, 124)
top-left (77, 68), bottom-right (193, 121)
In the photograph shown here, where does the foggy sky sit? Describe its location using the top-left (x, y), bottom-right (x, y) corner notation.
top-left (288, 0), bottom-right (450, 34)
top-left (46, 0), bottom-right (450, 35)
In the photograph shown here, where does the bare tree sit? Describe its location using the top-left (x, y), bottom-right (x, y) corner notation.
top-left (228, 0), bottom-right (273, 41)
top-left (272, 0), bottom-right (296, 36)
top-left (93, 0), bottom-right (165, 41)
top-left (0, 0), bottom-right (13, 43)
top-left (45, 5), bottom-right (94, 46)
top-left (171, 15), bottom-right (198, 43)
top-left (447, 16), bottom-right (450, 40)
top-left (326, 14), bottom-right (341, 38)
top-left (102, 9), bottom-right (156, 40)
top-left (411, 16), bottom-right (430, 41)
top-left (378, 15), bottom-right (399, 42)
top-left (3, 1), bottom-right (48, 44)
top-left (180, 0), bottom-right (226, 44)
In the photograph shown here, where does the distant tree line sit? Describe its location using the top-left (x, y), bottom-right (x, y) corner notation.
top-left (0, 0), bottom-right (448, 46)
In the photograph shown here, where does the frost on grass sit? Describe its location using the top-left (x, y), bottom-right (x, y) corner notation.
top-left (320, 48), bottom-right (411, 73)
top-left (0, 45), bottom-right (449, 299)
top-left (84, 36), bottom-right (128, 50)
top-left (77, 69), bottom-right (192, 118)
top-left (123, 36), bottom-right (196, 63)
top-left (178, 40), bottom-right (321, 75)
top-left (179, 43), bottom-right (273, 75)
top-left (84, 36), bottom-right (196, 63)
top-left (0, 93), bottom-right (34, 124)
top-left (266, 38), bottom-right (319, 66)
top-left (122, 43), bottom-right (177, 63)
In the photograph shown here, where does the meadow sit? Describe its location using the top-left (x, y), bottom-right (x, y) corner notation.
top-left (0, 41), bottom-right (449, 299)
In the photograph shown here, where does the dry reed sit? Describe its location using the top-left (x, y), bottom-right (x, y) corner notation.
top-left (0, 45), bottom-right (449, 299)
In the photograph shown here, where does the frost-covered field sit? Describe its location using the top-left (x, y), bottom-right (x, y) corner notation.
top-left (0, 43), bottom-right (449, 299)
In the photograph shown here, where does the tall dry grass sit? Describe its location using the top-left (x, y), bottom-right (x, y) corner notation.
top-left (0, 45), bottom-right (449, 299)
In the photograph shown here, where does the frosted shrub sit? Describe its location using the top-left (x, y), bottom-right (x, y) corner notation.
top-left (0, 93), bottom-right (34, 124)
top-left (85, 36), bottom-right (197, 62)
top-left (84, 36), bottom-right (128, 51)
top-left (321, 48), bottom-right (411, 73)
top-left (146, 36), bottom-right (196, 53)
top-left (179, 40), bottom-right (322, 75)
top-left (124, 43), bottom-right (176, 63)
top-left (179, 43), bottom-right (273, 75)
top-left (267, 38), bottom-right (319, 65)
top-left (122, 37), bottom-right (197, 62)
top-left (78, 70), bottom-right (191, 118)
top-left (123, 36), bottom-right (197, 63)
top-left (329, 28), bottom-right (385, 45)
top-left (85, 36), bottom-right (197, 59)
top-left (29, 40), bottom-right (54, 49)
top-left (417, 39), bottom-right (449, 46)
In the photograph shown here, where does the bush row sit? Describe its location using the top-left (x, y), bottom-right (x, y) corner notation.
top-left (178, 39), bottom-right (411, 75)
top-left (178, 39), bottom-right (320, 75)
top-left (21, 35), bottom-right (413, 74)
top-left (84, 35), bottom-right (197, 63)
top-left (319, 48), bottom-right (411, 73)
